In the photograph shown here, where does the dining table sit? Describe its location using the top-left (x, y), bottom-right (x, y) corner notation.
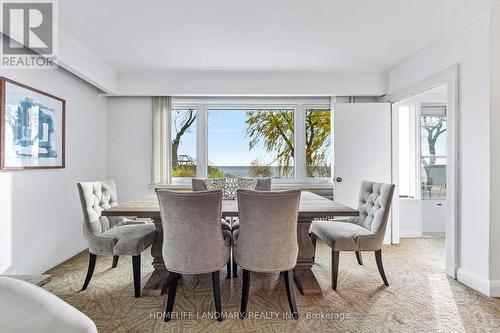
top-left (102, 190), bottom-right (359, 296)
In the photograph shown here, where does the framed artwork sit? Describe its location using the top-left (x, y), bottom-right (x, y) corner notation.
top-left (0, 77), bottom-right (65, 169)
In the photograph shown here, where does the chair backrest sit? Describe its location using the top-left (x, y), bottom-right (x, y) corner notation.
top-left (156, 189), bottom-right (229, 274)
top-left (191, 178), bottom-right (208, 191)
top-left (192, 177), bottom-right (272, 192)
top-left (354, 181), bottom-right (395, 236)
top-left (77, 180), bottom-right (118, 234)
top-left (234, 189), bottom-right (301, 272)
top-left (255, 177), bottom-right (272, 191)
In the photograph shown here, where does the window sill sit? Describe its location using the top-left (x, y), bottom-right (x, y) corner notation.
top-left (149, 181), bottom-right (333, 191)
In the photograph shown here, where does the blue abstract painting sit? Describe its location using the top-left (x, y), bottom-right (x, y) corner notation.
top-left (2, 79), bottom-right (65, 169)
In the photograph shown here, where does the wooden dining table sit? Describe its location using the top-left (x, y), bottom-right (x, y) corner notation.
top-left (102, 191), bottom-right (358, 296)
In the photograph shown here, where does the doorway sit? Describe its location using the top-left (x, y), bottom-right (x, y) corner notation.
top-left (393, 85), bottom-right (447, 245)
top-left (388, 65), bottom-right (459, 278)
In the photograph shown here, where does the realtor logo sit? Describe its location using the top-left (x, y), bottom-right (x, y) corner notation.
top-left (1, 0), bottom-right (57, 68)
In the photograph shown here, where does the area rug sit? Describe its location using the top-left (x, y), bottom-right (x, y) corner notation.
top-left (44, 238), bottom-right (500, 332)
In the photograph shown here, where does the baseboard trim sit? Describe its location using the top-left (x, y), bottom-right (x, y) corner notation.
top-left (456, 268), bottom-right (490, 296)
top-left (489, 280), bottom-right (500, 297)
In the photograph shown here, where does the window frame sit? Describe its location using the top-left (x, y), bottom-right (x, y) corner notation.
top-left (397, 104), bottom-right (418, 199)
top-left (419, 104), bottom-right (447, 200)
top-left (167, 98), bottom-right (332, 187)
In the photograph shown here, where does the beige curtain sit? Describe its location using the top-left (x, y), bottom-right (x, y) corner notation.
top-left (151, 96), bottom-right (171, 184)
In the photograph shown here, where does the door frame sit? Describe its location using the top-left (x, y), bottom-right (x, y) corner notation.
top-left (384, 64), bottom-right (459, 278)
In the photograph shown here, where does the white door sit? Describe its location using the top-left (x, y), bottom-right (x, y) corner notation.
top-left (333, 103), bottom-right (392, 243)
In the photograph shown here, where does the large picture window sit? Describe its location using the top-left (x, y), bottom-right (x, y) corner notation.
top-left (156, 98), bottom-right (332, 185)
top-left (208, 109), bottom-right (295, 179)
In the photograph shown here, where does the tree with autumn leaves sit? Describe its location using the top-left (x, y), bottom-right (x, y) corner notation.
top-left (245, 109), bottom-right (331, 177)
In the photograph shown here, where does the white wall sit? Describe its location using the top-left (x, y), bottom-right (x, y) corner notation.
top-left (106, 97), bottom-right (153, 202)
top-left (0, 69), bottom-right (107, 275)
top-left (422, 200), bottom-right (447, 233)
top-left (57, 26), bottom-right (118, 93)
top-left (388, 16), bottom-right (492, 293)
top-left (399, 199), bottom-right (422, 237)
top-left (116, 69), bottom-right (386, 96)
top-left (489, 1), bottom-right (500, 294)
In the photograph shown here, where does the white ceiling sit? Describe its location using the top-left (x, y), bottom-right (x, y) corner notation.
top-left (59, 0), bottom-right (490, 71)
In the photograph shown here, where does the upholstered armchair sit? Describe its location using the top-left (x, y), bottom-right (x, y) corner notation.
top-left (156, 190), bottom-right (230, 322)
top-left (0, 277), bottom-right (98, 333)
top-left (233, 189), bottom-right (301, 319)
top-left (77, 180), bottom-right (156, 297)
top-left (310, 181), bottom-right (395, 290)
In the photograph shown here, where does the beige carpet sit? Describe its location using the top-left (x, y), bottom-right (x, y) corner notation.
top-left (44, 238), bottom-right (500, 332)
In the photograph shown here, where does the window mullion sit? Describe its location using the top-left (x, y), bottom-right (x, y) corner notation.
top-left (197, 105), bottom-right (208, 178)
top-left (295, 105), bottom-right (306, 182)
top-left (165, 103), bottom-right (172, 184)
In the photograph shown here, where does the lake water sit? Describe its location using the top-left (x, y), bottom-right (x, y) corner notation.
top-left (217, 166), bottom-right (293, 178)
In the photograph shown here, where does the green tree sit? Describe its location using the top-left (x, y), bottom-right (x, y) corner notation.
top-left (305, 110), bottom-right (331, 177)
top-left (249, 158), bottom-right (272, 177)
top-left (245, 109), bottom-right (331, 177)
top-left (245, 110), bottom-right (294, 177)
top-left (208, 163), bottom-right (225, 178)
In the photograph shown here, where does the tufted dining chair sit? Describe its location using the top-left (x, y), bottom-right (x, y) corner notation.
top-left (192, 178), bottom-right (233, 233)
top-left (192, 178), bottom-right (234, 279)
top-left (228, 177), bottom-right (271, 277)
top-left (77, 180), bottom-right (156, 298)
top-left (156, 190), bottom-right (230, 322)
top-left (310, 181), bottom-right (395, 290)
top-left (234, 189), bottom-right (301, 319)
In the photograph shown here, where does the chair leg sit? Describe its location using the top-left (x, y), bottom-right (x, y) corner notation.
top-left (310, 233), bottom-right (317, 264)
top-left (375, 250), bottom-right (389, 286)
top-left (132, 255), bottom-right (141, 298)
top-left (81, 253), bottom-right (96, 291)
top-left (284, 270), bottom-right (299, 319)
top-left (112, 255), bottom-right (119, 268)
top-left (239, 270), bottom-right (250, 319)
top-left (226, 248), bottom-right (232, 279)
top-left (232, 255), bottom-right (238, 278)
top-left (164, 272), bottom-right (179, 322)
top-left (332, 250), bottom-right (340, 290)
top-left (212, 271), bottom-right (223, 322)
top-left (226, 260), bottom-right (231, 280)
top-left (355, 251), bottom-right (363, 265)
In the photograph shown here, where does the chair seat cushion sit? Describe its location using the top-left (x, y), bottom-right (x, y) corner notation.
top-left (310, 221), bottom-right (374, 251)
top-left (101, 224), bottom-right (156, 256)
